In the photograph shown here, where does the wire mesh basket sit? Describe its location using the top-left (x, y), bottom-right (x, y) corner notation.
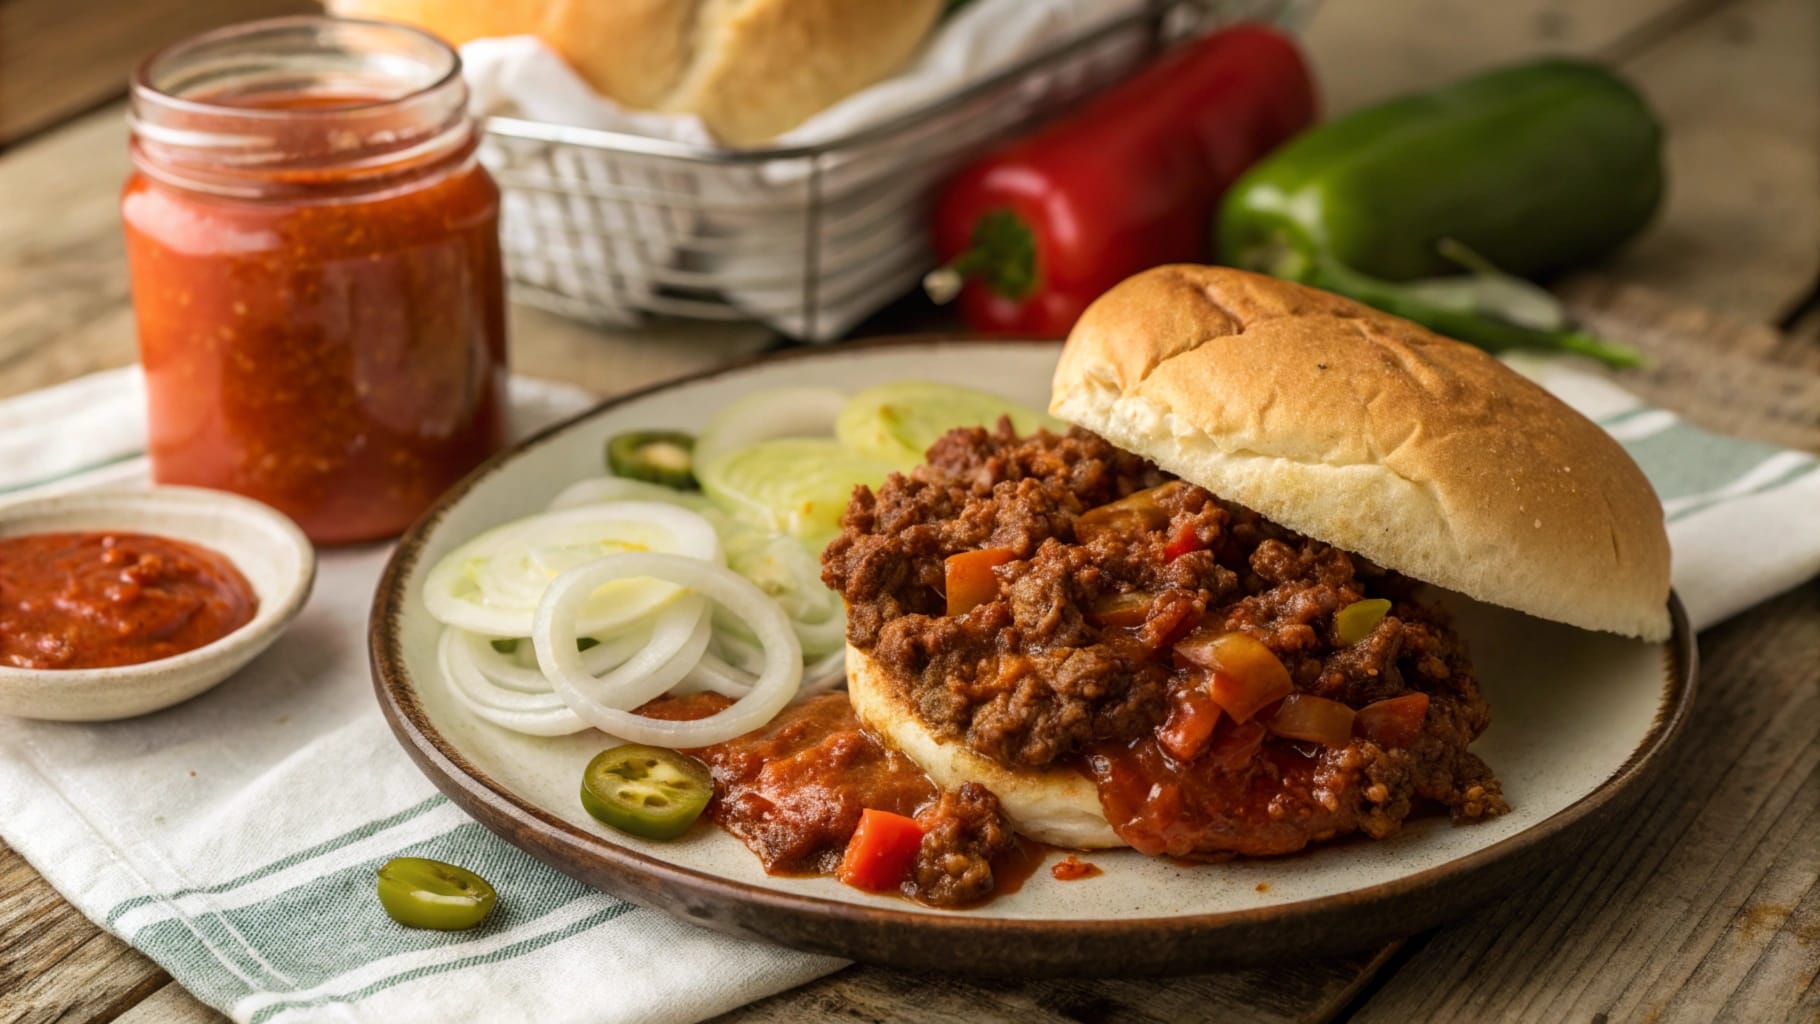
top-left (480, 0), bottom-right (1306, 341)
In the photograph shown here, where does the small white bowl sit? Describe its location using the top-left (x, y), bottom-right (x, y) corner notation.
top-left (0, 486), bottom-right (315, 721)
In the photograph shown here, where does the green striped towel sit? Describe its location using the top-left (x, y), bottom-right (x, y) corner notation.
top-left (0, 359), bottom-right (1815, 1023)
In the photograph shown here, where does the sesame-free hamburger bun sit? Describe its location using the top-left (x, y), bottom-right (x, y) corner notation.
top-left (1051, 265), bottom-right (1672, 642)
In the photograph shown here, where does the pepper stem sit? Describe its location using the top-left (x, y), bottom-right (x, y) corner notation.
top-left (923, 267), bottom-right (965, 305)
top-left (924, 208), bottom-right (1038, 305)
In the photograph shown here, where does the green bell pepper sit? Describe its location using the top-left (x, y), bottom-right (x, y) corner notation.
top-left (1218, 59), bottom-right (1663, 368)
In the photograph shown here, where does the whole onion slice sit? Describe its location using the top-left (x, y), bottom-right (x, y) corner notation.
top-left (533, 553), bottom-right (803, 747)
top-left (693, 386), bottom-right (849, 468)
top-left (439, 628), bottom-right (589, 736)
top-left (422, 502), bottom-right (721, 637)
top-left (535, 594), bottom-right (711, 712)
top-left (462, 628), bottom-right (650, 694)
top-left (548, 476), bottom-right (715, 513)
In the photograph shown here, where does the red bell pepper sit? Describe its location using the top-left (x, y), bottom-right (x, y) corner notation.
top-left (838, 808), bottom-right (926, 892)
top-left (926, 24), bottom-right (1316, 337)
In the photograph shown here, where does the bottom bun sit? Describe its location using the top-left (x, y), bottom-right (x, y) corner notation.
top-left (846, 644), bottom-right (1125, 850)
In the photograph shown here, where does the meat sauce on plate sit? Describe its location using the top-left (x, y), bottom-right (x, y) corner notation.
top-left (645, 692), bottom-right (1035, 908)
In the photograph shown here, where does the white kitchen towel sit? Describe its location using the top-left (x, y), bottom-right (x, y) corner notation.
top-left (1, 357), bottom-right (1816, 1024)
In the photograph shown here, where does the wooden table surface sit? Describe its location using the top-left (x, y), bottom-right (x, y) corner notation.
top-left (2, 0), bottom-right (1817, 1021)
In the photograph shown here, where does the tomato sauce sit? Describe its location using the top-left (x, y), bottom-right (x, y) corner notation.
top-left (0, 532), bottom-right (257, 670)
top-left (642, 692), bottom-right (1037, 907)
top-left (125, 23), bottom-right (507, 544)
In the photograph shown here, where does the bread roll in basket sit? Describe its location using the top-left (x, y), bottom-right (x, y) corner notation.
top-left (325, 0), bottom-right (944, 145)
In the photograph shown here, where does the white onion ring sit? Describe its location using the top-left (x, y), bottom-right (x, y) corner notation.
top-left (461, 628), bottom-right (651, 694)
top-left (535, 594), bottom-right (711, 712)
top-left (422, 502), bottom-right (721, 636)
top-left (439, 629), bottom-right (588, 736)
top-left (694, 387), bottom-right (848, 467)
top-left (800, 648), bottom-right (849, 696)
top-left (674, 652), bottom-right (756, 698)
top-left (533, 553), bottom-right (803, 746)
top-left (548, 476), bottom-right (714, 512)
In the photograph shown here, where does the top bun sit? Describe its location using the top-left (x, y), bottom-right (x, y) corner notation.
top-left (325, 0), bottom-right (943, 146)
top-left (1051, 265), bottom-right (1672, 641)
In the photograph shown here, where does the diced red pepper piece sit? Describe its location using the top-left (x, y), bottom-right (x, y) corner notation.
top-left (837, 808), bottom-right (926, 893)
top-left (1353, 692), bottom-right (1430, 748)
top-left (1163, 521), bottom-right (1203, 562)
top-left (1174, 629), bottom-right (1294, 723)
top-left (944, 548), bottom-right (1016, 616)
top-left (1267, 693), bottom-right (1357, 748)
top-left (1158, 688), bottom-right (1222, 762)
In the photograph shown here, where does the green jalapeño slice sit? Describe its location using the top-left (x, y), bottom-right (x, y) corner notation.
top-left (376, 857), bottom-right (498, 930)
top-left (580, 744), bottom-right (714, 840)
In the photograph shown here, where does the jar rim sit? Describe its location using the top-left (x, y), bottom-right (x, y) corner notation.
top-left (128, 15), bottom-right (475, 198)
top-left (132, 15), bottom-right (461, 116)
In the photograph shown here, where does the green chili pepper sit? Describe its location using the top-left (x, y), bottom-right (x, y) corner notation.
top-left (1218, 59), bottom-right (1662, 368)
top-left (606, 431), bottom-right (698, 490)
top-left (376, 857), bottom-right (497, 930)
top-left (581, 745), bottom-right (714, 841)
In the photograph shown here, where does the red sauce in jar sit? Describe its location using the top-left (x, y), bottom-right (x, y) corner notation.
top-left (123, 21), bottom-right (507, 544)
top-left (0, 532), bottom-right (257, 669)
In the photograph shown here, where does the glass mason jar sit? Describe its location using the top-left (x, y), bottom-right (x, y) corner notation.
top-left (123, 17), bottom-right (508, 545)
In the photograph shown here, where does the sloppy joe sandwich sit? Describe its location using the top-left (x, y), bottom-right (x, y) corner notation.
top-left (823, 264), bottom-right (1671, 859)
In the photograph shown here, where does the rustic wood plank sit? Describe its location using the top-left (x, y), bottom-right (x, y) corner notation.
top-left (1595, 0), bottom-right (1820, 324)
top-left (716, 948), bottom-right (1398, 1024)
top-left (112, 984), bottom-right (228, 1024)
top-left (0, 844), bottom-right (169, 1024)
top-left (1561, 275), bottom-right (1820, 453)
top-left (1301, 0), bottom-right (1700, 113)
top-left (0, 0), bottom-right (315, 150)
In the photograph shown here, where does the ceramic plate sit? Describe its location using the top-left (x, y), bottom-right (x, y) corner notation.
top-left (370, 339), bottom-right (1695, 975)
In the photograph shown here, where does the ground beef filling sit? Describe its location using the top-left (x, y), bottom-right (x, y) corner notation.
top-left (821, 423), bottom-right (1509, 859)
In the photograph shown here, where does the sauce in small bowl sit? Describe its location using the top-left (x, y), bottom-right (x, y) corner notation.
top-left (0, 487), bottom-right (314, 721)
top-left (0, 531), bottom-right (258, 670)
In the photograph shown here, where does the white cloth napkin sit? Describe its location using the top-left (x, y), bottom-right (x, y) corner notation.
top-left (1, 358), bottom-right (1816, 1023)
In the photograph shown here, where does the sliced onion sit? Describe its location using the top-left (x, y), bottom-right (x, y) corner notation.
top-left (422, 502), bottom-right (721, 637)
top-left (675, 652), bottom-right (756, 697)
top-left (712, 628), bottom-right (767, 675)
top-left (548, 475), bottom-right (714, 513)
top-left (462, 628), bottom-right (650, 694)
top-left (439, 628), bottom-right (589, 736)
top-left (535, 594), bottom-right (711, 712)
top-left (533, 553), bottom-right (803, 746)
top-left (694, 386), bottom-right (848, 468)
top-left (801, 648), bottom-right (849, 697)
top-left (723, 529), bottom-right (846, 655)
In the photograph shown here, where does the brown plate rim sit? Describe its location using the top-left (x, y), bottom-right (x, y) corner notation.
top-left (369, 335), bottom-right (1699, 974)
